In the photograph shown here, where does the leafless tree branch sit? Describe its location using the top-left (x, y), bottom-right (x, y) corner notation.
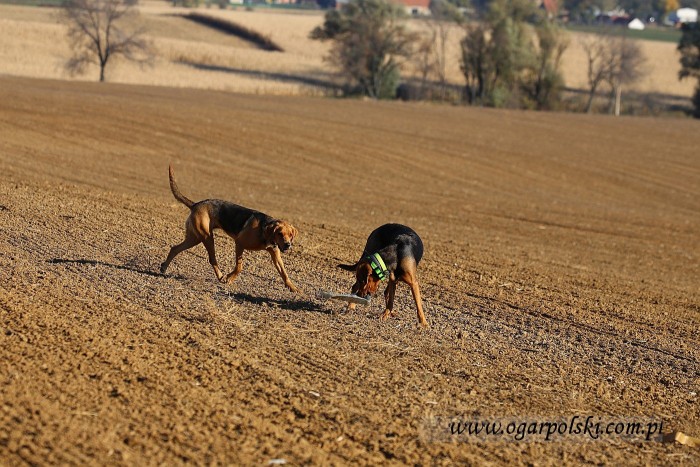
top-left (61, 0), bottom-right (153, 82)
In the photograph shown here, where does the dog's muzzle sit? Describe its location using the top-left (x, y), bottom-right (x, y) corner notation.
top-left (281, 242), bottom-right (292, 252)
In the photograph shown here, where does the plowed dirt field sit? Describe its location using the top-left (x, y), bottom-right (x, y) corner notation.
top-left (1, 76), bottom-right (698, 465)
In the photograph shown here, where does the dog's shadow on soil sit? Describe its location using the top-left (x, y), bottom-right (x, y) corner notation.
top-left (48, 258), bottom-right (185, 280)
top-left (48, 258), bottom-right (330, 314)
top-left (217, 291), bottom-right (330, 314)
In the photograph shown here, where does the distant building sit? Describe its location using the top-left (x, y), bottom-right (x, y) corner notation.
top-left (666, 8), bottom-right (698, 26)
top-left (332, 0), bottom-right (430, 15)
top-left (627, 18), bottom-right (645, 30)
top-left (393, 0), bottom-right (430, 16)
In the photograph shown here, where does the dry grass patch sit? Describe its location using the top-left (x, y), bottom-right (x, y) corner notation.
top-left (141, 13), bottom-right (256, 49)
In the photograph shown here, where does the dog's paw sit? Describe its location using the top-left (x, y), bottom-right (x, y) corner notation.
top-left (379, 309), bottom-right (392, 321)
top-left (223, 273), bottom-right (238, 285)
top-left (286, 283), bottom-right (300, 293)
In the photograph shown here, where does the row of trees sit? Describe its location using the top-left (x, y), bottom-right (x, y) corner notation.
top-left (61, 0), bottom-right (700, 117)
top-left (312, 0), bottom-right (699, 117)
top-left (678, 22), bottom-right (700, 118)
top-left (311, 0), bottom-right (646, 113)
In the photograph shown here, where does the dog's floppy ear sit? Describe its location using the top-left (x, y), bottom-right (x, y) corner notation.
top-left (290, 224), bottom-right (298, 242)
top-left (356, 262), bottom-right (372, 286)
top-left (264, 221), bottom-right (279, 243)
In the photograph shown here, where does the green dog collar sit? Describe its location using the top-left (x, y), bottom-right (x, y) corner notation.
top-left (368, 253), bottom-right (388, 281)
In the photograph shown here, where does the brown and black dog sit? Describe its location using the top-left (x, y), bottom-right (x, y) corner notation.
top-left (339, 223), bottom-right (428, 327)
top-left (160, 165), bottom-right (299, 292)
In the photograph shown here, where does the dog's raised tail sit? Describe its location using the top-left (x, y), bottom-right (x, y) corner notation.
top-left (168, 164), bottom-right (194, 209)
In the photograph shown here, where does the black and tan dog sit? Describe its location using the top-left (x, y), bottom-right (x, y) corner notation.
top-left (339, 223), bottom-right (428, 327)
top-left (160, 165), bottom-right (299, 292)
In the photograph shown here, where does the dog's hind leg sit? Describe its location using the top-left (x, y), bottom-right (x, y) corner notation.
top-left (203, 235), bottom-right (224, 282)
top-left (398, 257), bottom-right (428, 327)
top-left (160, 230), bottom-right (201, 274)
top-left (408, 278), bottom-right (428, 327)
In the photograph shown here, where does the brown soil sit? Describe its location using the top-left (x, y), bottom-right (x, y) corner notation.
top-left (0, 76), bottom-right (698, 465)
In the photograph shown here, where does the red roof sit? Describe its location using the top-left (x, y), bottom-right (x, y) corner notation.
top-left (542, 0), bottom-right (559, 15)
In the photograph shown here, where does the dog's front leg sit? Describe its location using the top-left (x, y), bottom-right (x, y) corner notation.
top-left (380, 279), bottom-right (397, 321)
top-left (224, 244), bottom-right (245, 284)
top-left (346, 282), bottom-right (362, 312)
top-left (267, 247), bottom-right (299, 293)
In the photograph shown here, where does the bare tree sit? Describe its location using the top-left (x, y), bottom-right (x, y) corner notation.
top-left (424, 0), bottom-right (463, 100)
top-left (414, 14), bottom-right (459, 100)
top-left (62, 0), bottom-right (153, 82)
top-left (581, 31), bottom-right (645, 115)
top-left (430, 20), bottom-right (450, 99)
top-left (606, 35), bottom-right (646, 116)
top-left (581, 34), bottom-right (612, 114)
top-left (414, 29), bottom-right (436, 99)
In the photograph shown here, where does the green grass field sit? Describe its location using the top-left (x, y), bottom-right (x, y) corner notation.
top-left (565, 24), bottom-right (683, 43)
